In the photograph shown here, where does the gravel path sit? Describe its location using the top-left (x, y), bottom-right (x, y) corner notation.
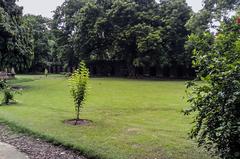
top-left (0, 124), bottom-right (86, 159)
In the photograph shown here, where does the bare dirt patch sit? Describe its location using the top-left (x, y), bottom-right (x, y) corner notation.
top-left (64, 119), bottom-right (92, 126)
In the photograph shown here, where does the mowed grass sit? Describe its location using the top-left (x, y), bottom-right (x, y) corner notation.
top-left (0, 75), bottom-right (212, 159)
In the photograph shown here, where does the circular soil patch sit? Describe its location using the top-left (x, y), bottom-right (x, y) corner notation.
top-left (11, 86), bottom-right (23, 90)
top-left (11, 85), bottom-right (29, 91)
top-left (64, 119), bottom-right (92, 126)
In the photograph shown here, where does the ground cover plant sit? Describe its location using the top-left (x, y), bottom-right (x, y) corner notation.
top-left (0, 75), bottom-right (213, 159)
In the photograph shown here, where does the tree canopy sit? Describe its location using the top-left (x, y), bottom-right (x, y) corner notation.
top-left (52, 0), bottom-right (87, 69)
top-left (0, 0), bottom-right (194, 76)
top-left (23, 15), bottom-right (56, 72)
top-left (51, 0), bottom-right (193, 76)
top-left (187, 0), bottom-right (240, 33)
top-left (0, 0), bottom-right (33, 71)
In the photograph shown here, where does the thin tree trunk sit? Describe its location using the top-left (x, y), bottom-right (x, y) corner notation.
top-left (75, 106), bottom-right (80, 125)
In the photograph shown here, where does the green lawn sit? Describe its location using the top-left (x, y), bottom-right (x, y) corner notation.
top-left (0, 75), bottom-right (212, 159)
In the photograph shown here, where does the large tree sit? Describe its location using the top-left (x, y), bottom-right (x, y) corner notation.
top-left (0, 0), bottom-right (33, 71)
top-left (52, 0), bottom-right (87, 69)
top-left (159, 0), bottom-right (192, 75)
top-left (73, 0), bottom-right (192, 76)
top-left (23, 15), bottom-right (56, 72)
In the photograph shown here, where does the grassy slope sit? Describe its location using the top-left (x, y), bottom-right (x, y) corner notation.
top-left (0, 75), bottom-right (212, 159)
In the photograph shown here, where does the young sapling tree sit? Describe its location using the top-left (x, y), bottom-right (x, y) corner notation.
top-left (69, 61), bottom-right (89, 124)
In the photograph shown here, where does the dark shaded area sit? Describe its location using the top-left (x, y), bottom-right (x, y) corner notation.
top-left (46, 60), bottom-right (195, 79)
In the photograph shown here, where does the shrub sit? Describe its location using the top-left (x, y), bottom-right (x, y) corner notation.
top-left (184, 16), bottom-right (240, 159)
top-left (2, 87), bottom-right (14, 104)
top-left (0, 80), bottom-right (6, 89)
top-left (69, 61), bottom-right (89, 123)
top-left (0, 80), bottom-right (16, 105)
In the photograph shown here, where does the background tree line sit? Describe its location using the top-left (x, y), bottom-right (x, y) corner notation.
top-left (52, 0), bottom-right (193, 77)
top-left (1, 0), bottom-right (194, 77)
top-left (0, 0), bottom-right (239, 77)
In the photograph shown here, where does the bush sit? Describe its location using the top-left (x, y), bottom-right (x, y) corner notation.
top-left (69, 61), bottom-right (89, 123)
top-left (0, 80), bottom-right (16, 105)
top-left (0, 80), bottom-right (6, 89)
top-left (2, 87), bottom-right (14, 104)
top-left (184, 16), bottom-right (240, 159)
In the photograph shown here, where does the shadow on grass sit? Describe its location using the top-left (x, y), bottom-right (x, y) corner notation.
top-left (7, 78), bottom-right (35, 85)
top-left (0, 101), bottom-right (26, 108)
top-left (0, 102), bottom-right (22, 107)
top-left (11, 85), bottom-right (32, 91)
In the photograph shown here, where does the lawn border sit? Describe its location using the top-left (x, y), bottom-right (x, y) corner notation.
top-left (0, 118), bottom-right (104, 159)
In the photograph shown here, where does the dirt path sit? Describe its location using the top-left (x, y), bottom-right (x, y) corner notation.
top-left (0, 124), bottom-right (86, 159)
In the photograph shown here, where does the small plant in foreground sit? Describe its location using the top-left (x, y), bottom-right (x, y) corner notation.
top-left (69, 61), bottom-right (89, 124)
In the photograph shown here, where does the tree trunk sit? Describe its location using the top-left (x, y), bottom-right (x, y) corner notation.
top-left (127, 61), bottom-right (136, 78)
top-left (75, 106), bottom-right (80, 125)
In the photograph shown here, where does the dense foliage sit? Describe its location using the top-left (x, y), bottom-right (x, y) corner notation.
top-left (22, 15), bottom-right (56, 72)
top-left (69, 61), bottom-right (89, 122)
top-left (186, 0), bottom-right (240, 34)
top-left (0, 0), bottom-right (194, 77)
top-left (52, 0), bottom-right (87, 69)
top-left (51, 0), bottom-right (192, 77)
top-left (0, 0), bottom-right (33, 71)
top-left (0, 80), bottom-right (15, 105)
top-left (185, 16), bottom-right (240, 159)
